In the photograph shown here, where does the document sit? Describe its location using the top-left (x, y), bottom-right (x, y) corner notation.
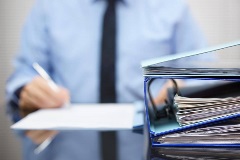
top-left (175, 95), bottom-right (240, 126)
top-left (11, 103), bottom-right (135, 131)
top-left (155, 118), bottom-right (240, 144)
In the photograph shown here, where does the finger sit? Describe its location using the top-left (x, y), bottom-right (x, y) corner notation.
top-left (19, 108), bottom-right (37, 118)
top-left (19, 77), bottom-right (49, 110)
top-left (25, 82), bottom-right (59, 108)
top-left (58, 87), bottom-right (70, 102)
top-left (21, 84), bottom-right (57, 110)
top-left (19, 81), bottom-right (54, 110)
top-left (19, 89), bottom-right (40, 110)
top-left (20, 76), bottom-right (70, 109)
top-left (32, 77), bottom-right (62, 105)
top-left (33, 78), bottom-right (68, 108)
top-left (28, 77), bottom-right (65, 108)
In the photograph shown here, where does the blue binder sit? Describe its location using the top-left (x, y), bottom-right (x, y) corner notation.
top-left (142, 41), bottom-right (240, 147)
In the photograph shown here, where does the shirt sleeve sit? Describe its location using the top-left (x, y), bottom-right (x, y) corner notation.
top-left (5, 0), bottom-right (51, 122)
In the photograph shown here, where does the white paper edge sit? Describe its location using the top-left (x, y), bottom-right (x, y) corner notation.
top-left (11, 103), bottom-right (143, 131)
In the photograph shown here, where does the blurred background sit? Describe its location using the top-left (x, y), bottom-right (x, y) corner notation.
top-left (0, 0), bottom-right (239, 159)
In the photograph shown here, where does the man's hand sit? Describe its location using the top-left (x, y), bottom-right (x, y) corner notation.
top-left (19, 76), bottom-right (69, 111)
top-left (19, 76), bottom-right (70, 144)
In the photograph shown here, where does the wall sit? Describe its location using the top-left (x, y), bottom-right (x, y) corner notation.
top-left (187, 0), bottom-right (240, 67)
top-left (0, 1), bottom-right (34, 160)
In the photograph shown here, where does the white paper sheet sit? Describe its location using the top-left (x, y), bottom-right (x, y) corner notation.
top-left (11, 103), bottom-right (135, 131)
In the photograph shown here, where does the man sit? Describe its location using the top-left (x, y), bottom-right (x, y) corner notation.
top-left (6, 0), bottom-right (206, 159)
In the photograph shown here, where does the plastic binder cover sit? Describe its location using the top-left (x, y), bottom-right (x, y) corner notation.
top-left (144, 77), bottom-right (240, 147)
top-left (142, 41), bottom-right (240, 147)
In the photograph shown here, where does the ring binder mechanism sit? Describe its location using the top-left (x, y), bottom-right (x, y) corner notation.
top-left (142, 40), bottom-right (240, 147)
top-left (147, 79), bottom-right (180, 121)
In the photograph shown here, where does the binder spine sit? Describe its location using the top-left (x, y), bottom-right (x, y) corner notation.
top-left (144, 77), bottom-right (155, 138)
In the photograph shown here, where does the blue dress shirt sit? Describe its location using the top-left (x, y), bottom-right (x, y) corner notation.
top-left (6, 0), bottom-right (206, 159)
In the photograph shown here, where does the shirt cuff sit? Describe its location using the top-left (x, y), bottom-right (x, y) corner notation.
top-left (7, 86), bottom-right (25, 123)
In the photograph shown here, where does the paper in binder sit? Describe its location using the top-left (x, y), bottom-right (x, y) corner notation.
top-left (151, 147), bottom-right (240, 159)
top-left (175, 95), bottom-right (240, 126)
top-left (142, 40), bottom-right (240, 147)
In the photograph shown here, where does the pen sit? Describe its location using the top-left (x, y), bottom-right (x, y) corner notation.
top-left (33, 63), bottom-right (59, 91)
top-left (34, 136), bottom-right (54, 154)
top-left (33, 63), bottom-right (70, 108)
top-left (32, 63), bottom-right (59, 154)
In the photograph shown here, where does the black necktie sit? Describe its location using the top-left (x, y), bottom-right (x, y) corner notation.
top-left (100, 0), bottom-right (117, 160)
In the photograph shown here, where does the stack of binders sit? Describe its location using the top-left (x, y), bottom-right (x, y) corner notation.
top-left (142, 41), bottom-right (240, 147)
